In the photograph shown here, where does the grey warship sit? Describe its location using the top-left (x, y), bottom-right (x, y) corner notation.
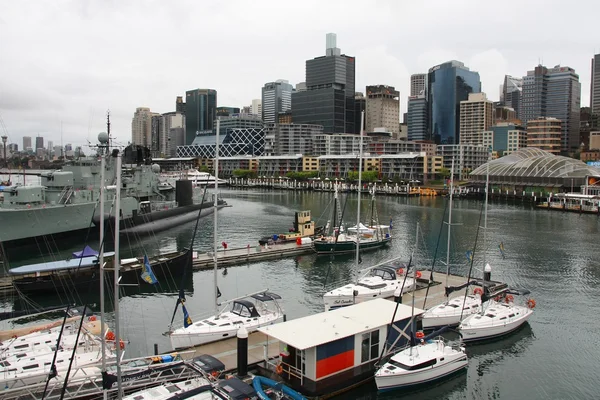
top-left (0, 132), bottom-right (226, 247)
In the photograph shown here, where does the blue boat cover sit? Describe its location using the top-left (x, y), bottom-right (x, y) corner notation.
top-left (72, 245), bottom-right (99, 258)
top-left (9, 252), bottom-right (116, 275)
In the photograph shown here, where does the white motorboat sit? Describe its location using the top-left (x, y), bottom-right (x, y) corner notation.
top-left (122, 376), bottom-right (213, 400)
top-left (161, 169), bottom-right (227, 188)
top-left (323, 263), bottom-right (415, 311)
top-left (459, 295), bottom-right (535, 342)
top-left (421, 289), bottom-right (483, 330)
top-left (170, 291), bottom-right (285, 350)
top-left (375, 338), bottom-right (468, 391)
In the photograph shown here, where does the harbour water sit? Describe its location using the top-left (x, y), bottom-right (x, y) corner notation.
top-left (1, 188), bottom-right (599, 399)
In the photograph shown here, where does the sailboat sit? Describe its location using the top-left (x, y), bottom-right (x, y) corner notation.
top-left (421, 158), bottom-right (483, 330)
top-left (375, 223), bottom-right (468, 392)
top-left (313, 114), bottom-right (391, 255)
top-left (168, 119), bottom-right (285, 350)
top-left (458, 156), bottom-right (536, 342)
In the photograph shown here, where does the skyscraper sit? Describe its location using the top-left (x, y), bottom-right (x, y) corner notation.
top-left (410, 73), bottom-right (426, 96)
top-left (354, 92), bottom-right (366, 133)
top-left (185, 89), bottom-right (217, 145)
top-left (261, 80), bottom-right (293, 124)
top-left (459, 93), bottom-right (493, 145)
top-left (35, 136), bottom-right (44, 151)
top-left (427, 60), bottom-right (481, 144)
top-left (132, 107), bottom-right (157, 148)
top-left (407, 95), bottom-right (428, 141)
top-left (292, 33), bottom-right (356, 133)
top-left (502, 75), bottom-right (523, 119)
top-left (591, 54), bottom-right (600, 115)
top-left (176, 96), bottom-right (186, 114)
top-left (365, 85), bottom-right (400, 133)
top-left (23, 136), bottom-right (32, 151)
top-left (521, 65), bottom-right (581, 153)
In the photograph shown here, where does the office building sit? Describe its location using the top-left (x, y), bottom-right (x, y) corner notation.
top-left (436, 144), bottom-right (489, 180)
top-left (262, 80), bottom-right (293, 124)
top-left (265, 123), bottom-right (323, 156)
top-left (592, 54), bottom-right (600, 115)
top-left (132, 107), bottom-right (158, 148)
top-left (482, 122), bottom-right (527, 158)
top-left (185, 89), bottom-right (217, 145)
top-left (177, 127), bottom-right (265, 159)
top-left (407, 95), bottom-right (428, 141)
top-left (176, 96), bottom-right (185, 114)
top-left (217, 114), bottom-right (264, 137)
top-left (521, 65), bottom-right (581, 153)
top-left (410, 73), bottom-right (426, 96)
top-left (459, 92), bottom-right (494, 145)
top-left (427, 61), bottom-right (481, 144)
top-left (527, 117), bottom-right (562, 155)
top-left (494, 105), bottom-right (518, 124)
top-left (292, 33), bottom-right (356, 133)
top-left (23, 136), bottom-right (32, 152)
top-left (35, 136), bottom-right (44, 151)
top-left (501, 75), bottom-right (523, 119)
top-left (354, 92), bottom-right (366, 132)
top-left (217, 107), bottom-right (241, 117)
top-left (365, 85), bottom-right (400, 133)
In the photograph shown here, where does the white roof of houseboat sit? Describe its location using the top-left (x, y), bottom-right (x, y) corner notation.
top-left (258, 298), bottom-right (423, 350)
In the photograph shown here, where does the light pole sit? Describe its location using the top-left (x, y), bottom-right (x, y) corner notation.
top-left (1, 136), bottom-right (7, 169)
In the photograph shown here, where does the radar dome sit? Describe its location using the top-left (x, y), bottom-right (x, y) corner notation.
top-left (97, 132), bottom-right (109, 144)
top-left (151, 164), bottom-right (161, 173)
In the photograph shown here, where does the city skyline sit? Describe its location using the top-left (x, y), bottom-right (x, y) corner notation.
top-left (0, 0), bottom-right (598, 150)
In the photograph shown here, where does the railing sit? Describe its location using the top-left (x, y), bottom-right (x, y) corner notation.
top-left (57, 185), bottom-right (74, 204)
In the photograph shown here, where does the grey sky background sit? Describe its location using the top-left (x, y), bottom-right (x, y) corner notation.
top-left (0, 0), bottom-right (598, 151)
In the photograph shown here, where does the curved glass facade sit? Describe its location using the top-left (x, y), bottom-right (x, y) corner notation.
top-left (428, 61), bottom-right (481, 145)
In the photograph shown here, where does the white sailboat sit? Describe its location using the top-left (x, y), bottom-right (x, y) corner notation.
top-left (169, 119), bottom-right (285, 350)
top-left (421, 158), bottom-right (482, 330)
top-left (375, 223), bottom-right (468, 392)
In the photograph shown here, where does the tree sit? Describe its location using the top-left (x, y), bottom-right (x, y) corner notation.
top-left (437, 167), bottom-right (450, 179)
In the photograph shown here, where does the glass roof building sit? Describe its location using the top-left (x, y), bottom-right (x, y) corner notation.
top-left (470, 148), bottom-right (600, 190)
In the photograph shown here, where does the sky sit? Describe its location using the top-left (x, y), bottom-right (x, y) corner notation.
top-left (0, 0), bottom-right (598, 152)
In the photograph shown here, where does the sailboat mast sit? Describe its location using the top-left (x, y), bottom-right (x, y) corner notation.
top-left (213, 119), bottom-right (220, 313)
top-left (355, 111), bottom-right (364, 268)
top-left (446, 157), bottom-right (455, 289)
top-left (410, 222), bottom-right (419, 357)
top-left (99, 147), bottom-right (107, 398)
top-left (483, 153), bottom-right (489, 267)
top-left (113, 150), bottom-right (123, 397)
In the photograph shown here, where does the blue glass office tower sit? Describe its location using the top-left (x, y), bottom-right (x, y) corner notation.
top-left (427, 61), bottom-right (481, 144)
top-left (185, 89), bottom-right (217, 145)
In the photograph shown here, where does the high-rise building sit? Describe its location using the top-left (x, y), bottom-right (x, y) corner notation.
top-left (501, 75), bottom-right (523, 119)
top-left (482, 122), bottom-right (527, 158)
top-left (35, 136), bottom-right (44, 151)
top-left (265, 123), bottom-right (323, 156)
top-left (23, 136), bottom-right (32, 152)
top-left (354, 92), bottom-right (366, 133)
top-left (217, 114), bottom-right (264, 137)
top-left (410, 73), bottom-right (426, 96)
top-left (407, 95), bottom-right (428, 141)
top-left (262, 80), bottom-right (293, 124)
top-left (521, 65), bottom-right (581, 154)
top-left (527, 117), bottom-right (562, 154)
top-left (365, 85), bottom-right (400, 134)
top-left (251, 99), bottom-right (262, 116)
top-left (47, 141), bottom-right (53, 152)
top-left (185, 89), bottom-right (217, 145)
top-left (216, 107), bottom-right (241, 117)
top-left (459, 92), bottom-right (494, 145)
top-left (131, 107), bottom-right (158, 148)
top-left (292, 33), bottom-right (356, 133)
top-left (591, 54), bottom-right (600, 115)
top-left (427, 61), bottom-right (481, 145)
top-left (176, 96), bottom-right (186, 114)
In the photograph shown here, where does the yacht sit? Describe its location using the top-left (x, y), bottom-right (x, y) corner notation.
top-left (421, 289), bottom-right (483, 330)
top-left (169, 292), bottom-right (285, 350)
top-left (323, 263), bottom-right (415, 311)
top-left (161, 169), bottom-right (227, 188)
top-left (459, 295), bottom-right (534, 342)
top-left (375, 337), bottom-right (468, 391)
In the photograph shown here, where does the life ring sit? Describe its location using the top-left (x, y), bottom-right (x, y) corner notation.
top-left (415, 331), bottom-right (424, 339)
top-left (416, 271), bottom-right (422, 279)
top-left (473, 287), bottom-right (484, 296)
top-left (275, 363), bottom-right (283, 375)
top-left (396, 268), bottom-right (404, 276)
top-left (505, 295), bottom-right (514, 304)
top-left (527, 298), bottom-right (536, 309)
top-left (119, 339), bottom-right (125, 350)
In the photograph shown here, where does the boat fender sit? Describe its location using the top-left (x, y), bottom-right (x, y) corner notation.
top-left (473, 287), bottom-right (484, 296)
top-left (416, 271), bottom-right (422, 279)
top-left (276, 363), bottom-right (283, 374)
top-left (396, 268), bottom-right (404, 275)
top-left (494, 295), bottom-right (503, 302)
top-left (119, 339), bottom-right (126, 350)
top-left (505, 295), bottom-right (514, 304)
top-left (527, 298), bottom-right (536, 309)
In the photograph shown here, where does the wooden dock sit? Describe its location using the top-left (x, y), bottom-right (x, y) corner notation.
top-left (191, 242), bottom-right (315, 270)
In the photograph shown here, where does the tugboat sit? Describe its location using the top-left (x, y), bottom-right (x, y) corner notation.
top-left (258, 210), bottom-right (323, 246)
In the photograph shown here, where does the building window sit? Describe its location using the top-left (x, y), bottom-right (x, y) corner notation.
top-left (361, 329), bottom-right (380, 363)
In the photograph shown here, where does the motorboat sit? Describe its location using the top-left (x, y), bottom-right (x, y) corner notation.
top-left (161, 169), bottom-right (227, 188)
top-left (170, 291), bottom-right (285, 350)
top-left (323, 263), bottom-right (415, 311)
top-left (375, 337), bottom-right (467, 391)
top-left (459, 295), bottom-right (535, 342)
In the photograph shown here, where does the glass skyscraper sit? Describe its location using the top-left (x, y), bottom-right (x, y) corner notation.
top-left (427, 61), bottom-right (481, 144)
top-left (262, 80), bottom-right (293, 124)
top-left (185, 89), bottom-right (217, 145)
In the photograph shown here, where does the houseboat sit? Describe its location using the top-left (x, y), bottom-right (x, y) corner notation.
top-left (536, 193), bottom-right (600, 214)
top-left (257, 298), bottom-right (424, 398)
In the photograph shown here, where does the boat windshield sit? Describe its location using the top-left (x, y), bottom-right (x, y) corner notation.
top-left (370, 267), bottom-right (395, 281)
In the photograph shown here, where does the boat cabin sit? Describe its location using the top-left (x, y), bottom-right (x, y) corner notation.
top-left (369, 265), bottom-right (399, 281)
top-left (258, 298), bottom-right (424, 397)
top-left (231, 300), bottom-right (260, 318)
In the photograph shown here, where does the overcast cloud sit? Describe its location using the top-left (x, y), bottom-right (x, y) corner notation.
top-left (0, 0), bottom-right (598, 150)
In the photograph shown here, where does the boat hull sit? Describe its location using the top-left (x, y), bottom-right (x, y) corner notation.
top-left (314, 237), bottom-right (391, 255)
top-left (376, 357), bottom-right (468, 391)
top-left (460, 309), bottom-right (532, 342)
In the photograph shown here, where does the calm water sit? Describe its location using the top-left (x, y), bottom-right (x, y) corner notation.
top-left (2, 188), bottom-right (599, 399)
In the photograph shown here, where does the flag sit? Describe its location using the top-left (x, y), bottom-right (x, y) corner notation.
top-left (465, 250), bottom-right (473, 262)
top-left (216, 286), bottom-right (222, 298)
top-left (181, 300), bottom-right (193, 328)
top-left (140, 255), bottom-right (158, 285)
top-left (499, 242), bottom-right (506, 259)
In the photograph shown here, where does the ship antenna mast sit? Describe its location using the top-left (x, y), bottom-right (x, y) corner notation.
top-left (107, 110), bottom-right (111, 153)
